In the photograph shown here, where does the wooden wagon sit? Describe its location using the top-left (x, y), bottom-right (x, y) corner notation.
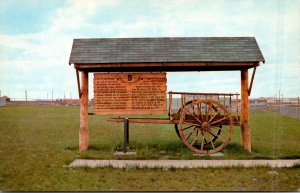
top-left (69, 37), bottom-right (265, 154)
top-left (108, 91), bottom-right (240, 154)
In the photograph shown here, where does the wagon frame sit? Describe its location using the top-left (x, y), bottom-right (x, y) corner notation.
top-left (108, 91), bottom-right (240, 154)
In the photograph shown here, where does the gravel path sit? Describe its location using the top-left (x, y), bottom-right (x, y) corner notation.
top-left (69, 159), bottom-right (300, 168)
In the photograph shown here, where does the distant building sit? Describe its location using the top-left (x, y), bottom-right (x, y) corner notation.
top-left (65, 99), bottom-right (80, 106)
top-left (2, 96), bottom-right (10, 102)
top-left (0, 96), bottom-right (9, 106)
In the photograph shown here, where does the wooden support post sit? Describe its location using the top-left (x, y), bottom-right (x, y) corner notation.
top-left (123, 118), bottom-right (129, 153)
top-left (241, 69), bottom-right (251, 152)
top-left (235, 94), bottom-right (239, 122)
top-left (169, 92), bottom-right (172, 119)
top-left (79, 71), bottom-right (89, 151)
top-left (229, 95), bottom-right (232, 115)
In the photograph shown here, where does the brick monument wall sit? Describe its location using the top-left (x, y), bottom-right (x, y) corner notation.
top-left (93, 73), bottom-right (167, 115)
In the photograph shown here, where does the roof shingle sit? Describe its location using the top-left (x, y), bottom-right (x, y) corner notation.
top-left (69, 37), bottom-right (265, 64)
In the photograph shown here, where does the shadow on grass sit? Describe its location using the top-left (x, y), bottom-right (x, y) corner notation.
top-left (280, 155), bottom-right (300, 159)
top-left (65, 142), bottom-right (252, 159)
top-left (131, 140), bottom-right (185, 151)
top-left (291, 163), bottom-right (300, 168)
top-left (65, 142), bottom-right (300, 160)
top-left (64, 144), bottom-right (116, 152)
top-left (221, 143), bottom-right (251, 155)
top-left (64, 140), bottom-right (197, 159)
top-left (226, 143), bottom-right (246, 152)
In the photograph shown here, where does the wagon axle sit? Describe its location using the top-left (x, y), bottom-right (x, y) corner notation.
top-left (201, 122), bottom-right (211, 131)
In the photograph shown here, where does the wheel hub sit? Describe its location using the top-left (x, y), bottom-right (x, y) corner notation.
top-left (201, 122), bottom-right (211, 131)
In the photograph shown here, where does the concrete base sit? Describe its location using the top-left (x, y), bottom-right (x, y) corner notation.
top-left (193, 152), bottom-right (224, 157)
top-left (114, 151), bottom-right (137, 156)
top-left (69, 159), bottom-right (300, 168)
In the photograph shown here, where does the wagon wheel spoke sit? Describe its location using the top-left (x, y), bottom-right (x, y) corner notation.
top-left (192, 112), bottom-right (203, 124)
top-left (208, 135), bottom-right (215, 149)
top-left (210, 116), bottom-right (228, 126)
top-left (200, 131), bottom-right (205, 150)
top-left (207, 129), bottom-right (224, 142)
top-left (187, 108), bottom-right (202, 124)
top-left (212, 125), bottom-right (229, 134)
top-left (207, 129), bottom-right (217, 138)
top-left (204, 126), bottom-right (222, 145)
top-left (205, 103), bottom-right (212, 121)
top-left (181, 124), bottom-right (195, 131)
top-left (190, 129), bottom-right (199, 146)
top-left (211, 126), bottom-right (224, 135)
top-left (216, 125), bottom-right (230, 131)
top-left (196, 102), bottom-right (203, 122)
top-left (185, 127), bottom-right (197, 141)
top-left (204, 137), bottom-right (208, 144)
top-left (206, 131), bottom-right (215, 149)
top-left (211, 104), bottom-right (218, 112)
top-left (209, 107), bottom-right (221, 123)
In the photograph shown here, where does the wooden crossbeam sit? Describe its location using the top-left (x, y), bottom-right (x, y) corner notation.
top-left (76, 69), bottom-right (82, 98)
top-left (248, 66), bottom-right (257, 96)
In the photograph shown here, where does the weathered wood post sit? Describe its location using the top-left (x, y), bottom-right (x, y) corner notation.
top-left (241, 69), bottom-right (251, 152)
top-left (79, 71), bottom-right (89, 151)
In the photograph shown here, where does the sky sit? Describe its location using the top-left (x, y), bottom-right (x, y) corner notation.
top-left (0, 0), bottom-right (299, 100)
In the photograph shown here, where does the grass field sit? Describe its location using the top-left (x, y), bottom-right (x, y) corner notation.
top-left (0, 105), bottom-right (299, 191)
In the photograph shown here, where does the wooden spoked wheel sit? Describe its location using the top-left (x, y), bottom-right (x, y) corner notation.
top-left (178, 99), bottom-right (234, 154)
top-left (175, 101), bottom-right (222, 145)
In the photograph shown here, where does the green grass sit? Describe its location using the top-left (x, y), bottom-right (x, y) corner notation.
top-left (0, 105), bottom-right (300, 191)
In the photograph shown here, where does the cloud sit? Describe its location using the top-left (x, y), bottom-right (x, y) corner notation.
top-left (47, 0), bottom-right (119, 34)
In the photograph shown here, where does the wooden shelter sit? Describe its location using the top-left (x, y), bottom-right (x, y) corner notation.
top-left (69, 37), bottom-right (265, 152)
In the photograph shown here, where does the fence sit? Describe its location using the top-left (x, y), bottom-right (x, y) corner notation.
top-left (280, 105), bottom-right (300, 119)
top-left (6, 98), bottom-right (82, 107)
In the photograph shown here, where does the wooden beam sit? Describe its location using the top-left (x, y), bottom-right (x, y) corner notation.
top-left (76, 69), bottom-right (82, 98)
top-left (248, 66), bottom-right (257, 96)
top-left (107, 117), bottom-right (241, 126)
top-left (75, 66), bottom-right (256, 73)
top-left (107, 118), bottom-right (179, 124)
top-left (74, 62), bottom-right (257, 69)
top-left (79, 71), bottom-right (89, 151)
top-left (169, 91), bottom-right (239, 96)
top-left (241, 69), bottom-right (251, 152)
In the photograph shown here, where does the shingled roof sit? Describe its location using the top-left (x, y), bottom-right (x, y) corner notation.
top-left (69, 37), bottom-right (265, 65)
